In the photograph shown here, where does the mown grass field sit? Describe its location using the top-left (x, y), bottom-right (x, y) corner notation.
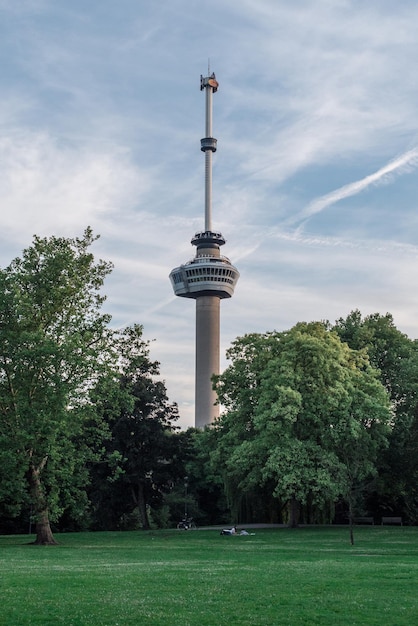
top-left (1, 526), bottom-right (417, 625)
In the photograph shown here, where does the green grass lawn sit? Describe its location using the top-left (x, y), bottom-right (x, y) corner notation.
top-left (1, 526), bottom-right (417, 625)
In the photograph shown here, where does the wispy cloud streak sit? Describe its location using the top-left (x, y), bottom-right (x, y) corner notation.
top-left (294, 147), bottom-right (418, 225)
top-left (269, 229), bottom-right (418, 257)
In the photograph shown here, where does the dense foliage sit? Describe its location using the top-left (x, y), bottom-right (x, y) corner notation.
top-left (88, 324), bottom-right (181, 530)
top-left (0, 233), bottom-right (181, 539)
top-left (0, 229), bottom-right (113, 543)
top-left (333, 311), bottom-right (418, 524)
top-left (211, 322), bottom-right (391, 532)
top-left (0, 230), bottom-right (417, 534)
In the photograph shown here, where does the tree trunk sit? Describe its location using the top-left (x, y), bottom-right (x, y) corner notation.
top-left (288, 497), bottom-right (300, 528)
top-left (132, 482), bottom-right (150, 529)
top-left (348, 492), bottom-right (355, 546)
top-left (28, 461), bottom-right (58, 545)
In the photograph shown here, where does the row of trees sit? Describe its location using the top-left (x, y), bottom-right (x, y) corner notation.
top-left (0, 230), bottom-right (184, 543)
top-left (1, 230), bottom-right (417, 544)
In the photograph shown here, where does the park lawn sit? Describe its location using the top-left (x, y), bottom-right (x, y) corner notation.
top-left (0, 526), bottom-right (417, 625)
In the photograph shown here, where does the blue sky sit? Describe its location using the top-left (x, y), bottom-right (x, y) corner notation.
top-left (1, 0), bottom-right (418, 427)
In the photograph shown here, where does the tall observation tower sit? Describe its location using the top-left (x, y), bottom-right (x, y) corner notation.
top-left (169, 73), bottom-right (239, 429)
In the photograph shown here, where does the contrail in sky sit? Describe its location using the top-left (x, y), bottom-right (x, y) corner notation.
top-left (296, 147), bottom-right (418, 224)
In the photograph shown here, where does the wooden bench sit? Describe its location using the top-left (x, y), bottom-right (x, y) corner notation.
top-left (381, 516), bottom-right (402, 525)
top-left (353, 517), bottom-right (374, 525)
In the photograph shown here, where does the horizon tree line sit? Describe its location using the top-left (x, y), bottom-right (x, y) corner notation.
top-left (1, 230), bottom-right (417, 543)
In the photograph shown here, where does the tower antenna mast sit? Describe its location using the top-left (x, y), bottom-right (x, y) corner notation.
top-left (200, 71), bottom-right (218, 231)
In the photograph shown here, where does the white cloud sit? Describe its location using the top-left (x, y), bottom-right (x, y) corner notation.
top-left (1, 0), bottom-right (418, 428)
top-left (0, 130), bottom-right (151, 243)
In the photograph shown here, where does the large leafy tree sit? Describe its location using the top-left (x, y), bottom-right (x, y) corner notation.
top-left (213, 322), bottom-right (391, 529)
top-left (333, 311), bottom-right (418, 522)
top-left (0, 229), bottom-right (112, 544)
top-left (89, 325), bottom-right (180, 530)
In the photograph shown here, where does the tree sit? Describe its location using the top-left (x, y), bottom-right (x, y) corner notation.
top-left (89, 325), bottom-right (180, 530)
top-left (0, 229), bottom-right (112, 544)
top-left (333, 311), bottom-right (418, 523)
top-left (214, 322), bottom-right (391, 530)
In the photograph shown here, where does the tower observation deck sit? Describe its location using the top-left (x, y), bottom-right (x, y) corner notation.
top-left (169, 73), bottom-right (239, 429)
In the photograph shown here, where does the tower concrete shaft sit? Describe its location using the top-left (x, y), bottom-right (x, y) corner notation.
top-left (195, 296), bottom-right (220, 428)
top-left (169, 72), bottom-right (239, 428)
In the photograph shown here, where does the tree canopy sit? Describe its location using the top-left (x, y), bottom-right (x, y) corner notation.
top-left (213, 322), bottom-right (391, 528)
top-left (89, 324), bottom-right (180, 530)
top-left (0, 228), bottom-right (113, 543)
